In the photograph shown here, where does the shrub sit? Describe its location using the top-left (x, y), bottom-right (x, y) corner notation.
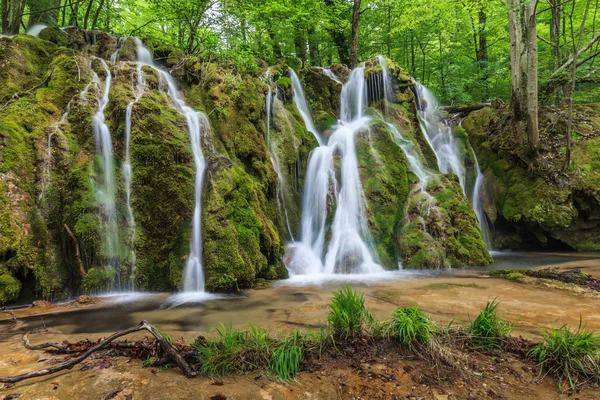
top-left (327, 286), bottom-right (372, 339)
top-left (271, 329), bottom-right (303, 381)
top-left (529, 318), bottom-right (600, 391)
top-left (469, 299), bottom-right (513, 350)
top-left (386, 307), bottom-right (435, 349)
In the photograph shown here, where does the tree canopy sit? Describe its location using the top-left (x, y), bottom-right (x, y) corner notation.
top-left (2, 0), bottom-right (600, 105)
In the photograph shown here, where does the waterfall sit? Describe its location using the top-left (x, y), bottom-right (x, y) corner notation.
top-left (134, 38), bottom-right (209, 292)
top-left (412, 79), bottom-right (492, 249)
top-left (265, 70), bottom-right (294, 241)
top-left (26, 24), bottom-right (48, 37)
top-left (472, 152), bottom-right (492, 248)
top-left (286, 66), bottom-right (382, 276)
top-left (315, 67), bottom-right (342, 84)
top-left (89, 57), bottom-right (120, 281)
top-left (122, 64), bottom-right (145, 290)
top-left (289, 70), bottom-right (323, 146)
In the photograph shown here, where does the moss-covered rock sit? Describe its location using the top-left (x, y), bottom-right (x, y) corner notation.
top-left (356, 121), bottom-right (410, 268)
top-left (398, 174), bottom-right (492, 268)
top-left (463, 106), bottom-right (600, 251)
top-left (202, 156), bottom-right (286, 292)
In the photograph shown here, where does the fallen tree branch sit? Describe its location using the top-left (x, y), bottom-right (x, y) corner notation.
top-left (63, 223), bottom-right (86, 278)
top-left (0, 320), bottom-right (196, 383)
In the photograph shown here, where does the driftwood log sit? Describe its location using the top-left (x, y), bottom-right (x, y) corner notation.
top-left (0, 320), bottom-right (196, 384)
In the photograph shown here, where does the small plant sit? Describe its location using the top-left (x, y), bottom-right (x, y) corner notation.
top-left (195, 323), bottom-right (273, 376)
top-left (327, 286), bottom-right (372, 339)
top-left (271, 330), bottom-right (303, 382)
top-left (529, 318), bottom-right (600, 391)
top-left (469, 299), bottom-right (513, 350)
top-left (386, 306), bottom-right (435, 349)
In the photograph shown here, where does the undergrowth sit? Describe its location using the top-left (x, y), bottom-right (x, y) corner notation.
top-left (529, 318), bottom-right (600, 391)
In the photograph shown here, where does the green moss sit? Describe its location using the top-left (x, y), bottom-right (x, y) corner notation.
top-left (398, 175), bottom-right (492, 269)
top-left (356, 121), bottom-right (409, 268)
top-left (0, 273), bottom-right (21, 304)
top-left (82, 267), bottom-right (115, 293)
top-left (203, 157), bottom-right (285, 292)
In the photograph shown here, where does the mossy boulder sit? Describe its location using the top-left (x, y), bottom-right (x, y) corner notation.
top-left (398, 174), bottom-right (492, 269)
top-left (202, 156), bottom-right (286, 292)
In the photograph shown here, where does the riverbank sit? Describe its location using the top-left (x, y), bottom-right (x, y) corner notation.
top-left (1, 252), bottom-right (599, 398)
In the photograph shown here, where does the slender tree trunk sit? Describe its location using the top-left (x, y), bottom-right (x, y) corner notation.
top-left (387, 1), bottom-right (391, 58)
top-left (350, 0), bottom-right (361, 67)
top-left (91, 0), bottom-right (105, 29)
top-left (308, 26), bottom-right (320, 65)
top-left (549, 0), bottom-right (561, 69)
top-left (525, 0), bottom-right (539, 151)
top-left (83, 0), bottom-right (93, 29)
top-left (294, 25), bottom-right (307, 65)
top-left (508, 0), bottom-right (524, 145)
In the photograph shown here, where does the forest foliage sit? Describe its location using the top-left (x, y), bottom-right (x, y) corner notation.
top-left (2, 0), bottom-right (600, 106)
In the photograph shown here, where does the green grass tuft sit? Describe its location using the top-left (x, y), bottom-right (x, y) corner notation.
top-left (271, 329), bottom-right (303, 382)
top-left (327, 286), bottom-right (373, 339)
top-left (385, 306), bottom-right (435, 349)
top-left (195, 323), bottom-right (272, 376)
top-left (529, 318), bottom-right (600, 391)
top-left (469, 299), bottom-right (513, 350)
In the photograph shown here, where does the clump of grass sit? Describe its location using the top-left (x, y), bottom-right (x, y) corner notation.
top-left (469, 299), bottom-right (513, 350)
top-left (195, 323), bottom-right (272, 376)
top-left (327, 286), bottom-right (373, 339)
top-left (385, 306), bottom-right (435, 349)
top-left (529, 318), bottom-right (600, 391)
top-left (271, 329), bottom-right (303, 382)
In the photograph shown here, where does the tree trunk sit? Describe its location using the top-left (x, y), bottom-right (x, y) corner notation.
top-left (294, 25), bottom-right (307, 65)
top-left (549, 0), bottom-right (561, 69)
top-left (83, 0), bottom-right (93, 29)
top-left (350, 0), bottom-right (361, 67)
top-left (27, 0), bottom-right (61, 27)
top-left (387, 1), bottom-right (391, 57)
top-left (268, 29), bottom-right (283, 61)
top-left (308, 26), bottom-right (320, 65)
top-left (525, 0), bottom-right (539, 151)
top-left (508, 0), bottom-right (524, 144)
top-left (2, 0), bottom-right (27, 35)
top-left (91, 0), bottom-right (105, 29)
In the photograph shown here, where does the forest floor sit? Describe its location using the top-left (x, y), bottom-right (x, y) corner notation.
top-left (1, 253), bottom-right (599, 399)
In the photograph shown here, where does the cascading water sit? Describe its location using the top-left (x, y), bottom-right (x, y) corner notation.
top-left (89, 57), bottom-right (120, 282)
top-left (315, 67), bottom-right (342, 84)
top-left (121, 64), bottom-right (145, 290)
top-left (412, 80), bottom-right (492, 248)
top-left (265, 70), bottom-right (294, 240)
top-left (472, 152), bottom-right (492, 248)
top-left (286, 67), bottom-right (382, 276)
top-left (134, 38), bottom-right (210, 292)
top-left (289, 70), bottom-right (323, 145)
